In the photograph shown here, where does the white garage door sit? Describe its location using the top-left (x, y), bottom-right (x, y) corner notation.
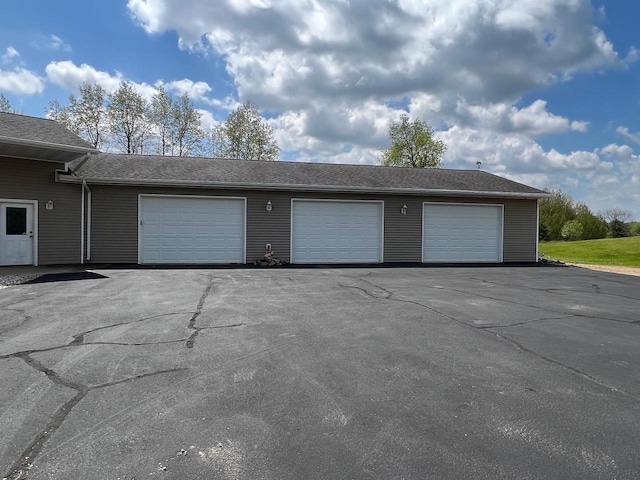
top-left (423, 203), bottom-right (503, 263)
top-left (291, 200), bottom-right (383, 263)
top-left (139, 196), bottom-right (245, 264)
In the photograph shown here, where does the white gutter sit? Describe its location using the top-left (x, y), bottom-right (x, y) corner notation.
top-left (57, 176), bottom-right (551, 199)
top-left (0, 135), bottom-right (99, 154)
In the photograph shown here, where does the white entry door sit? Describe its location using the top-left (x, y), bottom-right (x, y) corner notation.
top-left (0, 203), bottom-right (35, 266)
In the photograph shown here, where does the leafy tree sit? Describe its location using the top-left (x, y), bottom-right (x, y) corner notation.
top-left (574, 202), bottom-right (607, 240)
top-left (171, 93), bottom-right (203, 156)
top-left (539, 222), bottom-right (550, 242)
top-left (630, 222), bottom-right (640, 237)
top-left (107, 81), bottom-right (148, 154)
top-left (380, 114), bottom-right (446, 168)
top-left (209, 101), bottom-right (279, 161)
top-left (539, 190), bottom-right (576, 241)
top-left (609, 219), bottom-right (631, 238)
top-left (561, 220), bottom-right (584, 241)
top-left (601, 208), bottom-right (634, 238)
top-left (149, 86), bottom-right (174, 155)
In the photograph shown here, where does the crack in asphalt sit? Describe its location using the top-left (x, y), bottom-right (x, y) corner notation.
top-left (1, 275), bottom-right (248, 478)
top-left (425, 282), bottom-right (638, 326)
top-left (488, 331), bottom-right (640, 402)
top-left (186, 278), bottom-right (214, 349)
top-left (470, 277), bottom-right (640, 303)
top-left (5, 352), bottom-right (187, 480)
top-left (0, 312), bottom-right (194, 360)
top-left (475, 315), bottom-right (576, 329)
top-left (339, 277), bottom-right (640, 404)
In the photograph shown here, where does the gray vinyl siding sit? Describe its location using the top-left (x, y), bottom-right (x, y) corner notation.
top-left (87, 185), bottom-right (539, 265)
top-left (0, 157), bottom-right (81, 265)
top-left (503, 199), bottom-right (538, 262)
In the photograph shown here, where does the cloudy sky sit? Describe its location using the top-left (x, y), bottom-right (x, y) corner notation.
top-left (1, 0), bottom-right (639, 217)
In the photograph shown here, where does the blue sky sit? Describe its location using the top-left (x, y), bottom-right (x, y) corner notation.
top-left (1, 0), bottom-right (639, 218)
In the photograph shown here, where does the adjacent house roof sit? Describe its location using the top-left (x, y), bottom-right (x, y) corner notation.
top-left (0, 112), bottom-right (97, 163)
top-left (63, 152), bottom-right (549, 198)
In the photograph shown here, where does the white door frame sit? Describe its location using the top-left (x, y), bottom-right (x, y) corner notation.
top-left (0, 198), bottom-right (38, 266)
top-left (290, 198), bottom-right (385, 264)
top-left (137, 194), bottom-right (247, 264)
top-left (421, 202), bottom-right (504, 263)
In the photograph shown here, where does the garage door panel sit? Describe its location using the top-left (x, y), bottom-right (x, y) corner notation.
top-left (423, 204), bottom-right (502, 263)
top-left (292, 201), bottom-right (383, 263)
top-left (140, 196), bottom-right (245, 264)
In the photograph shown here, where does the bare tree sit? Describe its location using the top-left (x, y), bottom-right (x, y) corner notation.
top-left (69, 82), bottom-right (107, 149)
top-left (47, 100), bottom-right (75, 129)
top-left (149, 86), bottom-right (174, 155)
top-left (209, 101), bottom-right (279, 161)
top-left (171, 93), bottom-right (203, 156)
top-left (46, 83), bottom-right (107, 149)
top-left (107, 81), bottom-right (148, 154)
top-left (0, 93), bottom-right (16, 113)
top-left (601, 208), bottom-right (634, 224)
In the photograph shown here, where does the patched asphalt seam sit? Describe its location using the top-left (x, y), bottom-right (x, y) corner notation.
top-left (186, 278), bottom-right (214, 349)
top-left (340, 277), bottom-right (640, 404)
top-left (0, 308), bottom-right (32, 336)
top-left (5, 353), bottom-right (187, 480)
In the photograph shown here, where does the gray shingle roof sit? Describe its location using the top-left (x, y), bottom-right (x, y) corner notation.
top-left (69, 152), bottom-right (548, 197)
top-left (0, 112), bottom-right (94, 150)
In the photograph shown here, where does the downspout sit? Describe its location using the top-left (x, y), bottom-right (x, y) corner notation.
top-left (536, 198), bottom-right (540, 262)
top-left (82, 180), bottom-right (92, 262)
top-left (81, 182), bottom-right (85, 265)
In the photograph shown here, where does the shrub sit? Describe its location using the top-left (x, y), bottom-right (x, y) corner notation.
top-left (561, 220), bottom-right (584, 241)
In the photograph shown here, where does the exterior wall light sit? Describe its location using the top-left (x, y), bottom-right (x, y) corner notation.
top-left (46, 200), bottom-right (54, 210)
top-left (400, 204), bottom-right (407, 215)
top-left (266, 201), bottom-right (273, 213)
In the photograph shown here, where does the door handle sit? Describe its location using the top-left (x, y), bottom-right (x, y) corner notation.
top-left (29, 231), bottom-right (33, 238)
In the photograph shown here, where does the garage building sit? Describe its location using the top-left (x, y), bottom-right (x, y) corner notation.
top-left (1, 113), bottom-right (548, 266)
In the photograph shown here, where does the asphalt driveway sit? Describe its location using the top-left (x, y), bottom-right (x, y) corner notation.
top-left (1, 265), bottom-right (639, 479)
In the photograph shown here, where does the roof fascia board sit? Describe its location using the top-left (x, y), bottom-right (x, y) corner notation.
top-left (0, 153), bottom-right (75, 164)
top-left (0, 135), bottom-right (99, 154)
top-left (57, 175), bottom-right (551, 199)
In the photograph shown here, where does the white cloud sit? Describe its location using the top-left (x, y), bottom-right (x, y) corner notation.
top-left (616, 126), bottom-right (640, 145)
top-left (158, 78), bottom-right (215, 104)
top-left (1, 47), bottom-right (20, 65)
top-left (128, 0), bottom-right (621, 109)
top-left (454, 99), bottom-right (588, 137)
top-left (45, 60), bottom-right (157, 99)
top-left (0, 67), bottom-right (44, 95)
top-left (49, 34), bottom-right (72, 52)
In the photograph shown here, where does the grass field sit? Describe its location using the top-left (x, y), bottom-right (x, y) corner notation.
top-left (539, 236), bottom-right (640, 267)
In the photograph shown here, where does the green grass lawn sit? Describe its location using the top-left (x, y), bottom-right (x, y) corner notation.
top-left (539, 236), bottom-right (640, 267)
